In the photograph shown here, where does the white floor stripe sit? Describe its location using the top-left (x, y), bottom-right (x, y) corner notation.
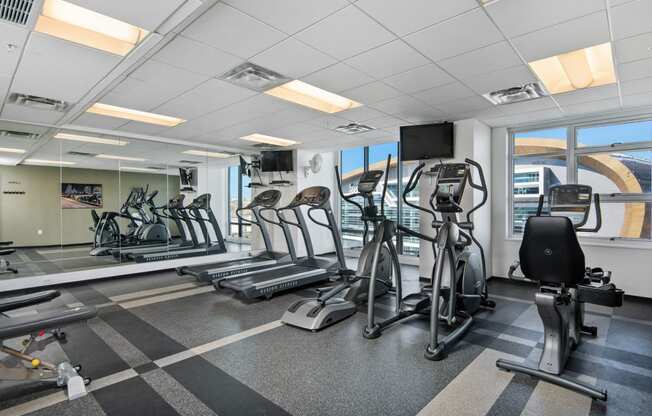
top-left (0, 391), bottom-right (67, 416)
top-left (36, 247), bottom-right (91, 255)
top-left (120, 286), bottom-right (214, 309)
top-left (109, 282), bottom-right (200, 302)
top-left (521, 378), bottom-right (593, 416)
top-left (190, 320), bottom-right (283, 356)
top-left (416, 348), bottom-right (521, 416)
top-left (87, 369), bottom-right (139, 392)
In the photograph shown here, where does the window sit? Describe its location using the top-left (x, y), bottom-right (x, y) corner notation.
top-left (227, 165), bottom-right (252, 240)
top-left (510, 118), bottom-right (652, 241)
top-left (339, 142), bottom-right (421, 256)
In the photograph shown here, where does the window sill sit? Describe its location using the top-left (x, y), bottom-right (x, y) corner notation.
top-left (505, 236), bottom-right (652, 250)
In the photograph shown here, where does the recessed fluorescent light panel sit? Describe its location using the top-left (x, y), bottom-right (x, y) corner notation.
top-left (35, 0), bottom-right (148, 56)
top-left (0, 147), bottom-right (26, 154)
top-left (240, 134), bottom-right (298, 147)
top-left (264, 80), bottom-right (362, 114)
top-left (86, 103), bottom-right (185, 127)
top-left (96, 154), bottom-right (146, 162)
top-left (25, 159), bottom-right (75, 165)
top-left (120, 166), bottom-right (160, 173)
top-left (528, 42), bottom-right (616, 94)
top-left (182, 150), bottom-right (232, 159)
top-left (55, 133), bottom-right (129, 146)
top-left (483, 83), bottom-right (548, 105)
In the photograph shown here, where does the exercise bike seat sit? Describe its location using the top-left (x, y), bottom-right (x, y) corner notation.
top-left (0, 306), bottom-right (97, 340)
top-left (0, 290), bottom-right (61, 313)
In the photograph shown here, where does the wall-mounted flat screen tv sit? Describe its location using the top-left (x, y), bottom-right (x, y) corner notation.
top-left (261, 150), bottom-right (293, 172)
top-left (400, 122), bottom-right (454, 161)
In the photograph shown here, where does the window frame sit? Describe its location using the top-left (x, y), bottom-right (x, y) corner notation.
top-left (508, 115), bottom-right (652, 246)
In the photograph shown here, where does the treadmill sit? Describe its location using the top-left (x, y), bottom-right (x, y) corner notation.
top-left (177, 190), bottom-right (297, 283)
top-left (128, 193), bottom-right (227, 263)
top-left (216, 186), bottom-right (346, 299)
top-left (111, 194), bottom-right (192, 260)
top-left (112, 194), bottom-right (195, 260)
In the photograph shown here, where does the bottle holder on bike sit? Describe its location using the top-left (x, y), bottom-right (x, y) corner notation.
top-left (577, 284), bottom-right (624, 307)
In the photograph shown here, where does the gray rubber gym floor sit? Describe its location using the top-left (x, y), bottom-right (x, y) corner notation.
top-left (1, 264), bottom-right (651, 416)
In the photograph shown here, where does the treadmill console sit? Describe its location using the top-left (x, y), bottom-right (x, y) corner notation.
top-left (168, 195), bottom-right (185, 209)
top-left (188, 193), bottom-right (211, 209)
top-left (248, 189), bottom-right (281, 209)
top-left (289, 186), bottom-right (331, 207)
top-left (432, 163), bottom-right (470, 212)
top-left (358, 170), bottom-right (383, 194)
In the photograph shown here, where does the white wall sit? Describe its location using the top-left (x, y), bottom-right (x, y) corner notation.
top-left (418, 119), bottom-right (492, 279)
top-left (249, 150), bottom-right (338, 258)
top-left (195, 165), bottom-right (228, 242)
top-left (491, 127), bottom-right (652, 298)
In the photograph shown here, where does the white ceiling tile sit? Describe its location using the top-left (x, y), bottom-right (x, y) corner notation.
top-left (116, 122), bottom-right (167, 136)
top-left (414, 82), bottom-right (476, 107)
top-left (344, 40), bottom-right (429, 79)
top-left (621, 77), bottom-right (652, 95)
top-left (622, 92), bottom-right (652, 107)
top-left (437, 41), bottom-right (522, 79)
top-left (153, 79), bottom-right (257, 120)
top-left (497, 96), bottom-right (558, 115)
top-left (561, 97), bottom-right (621, 116)
top-left (355, 0), bottom-right (478, 36)
top-left (483, 108), bottom-right (564, 127)
top-left (615, 31), bottom-right (652, 64)
top-left (305, 115), bottom-right (351, 130)
top-left (365, 115), bottom-right (407, 129)
top-left (462, 65), bottom-right (536, 94)
top-left (295, 5), bottom-right (395, 60)
top-left (66, 0), bottom-right (186, 31)
top-left (341, 81), bottom-right (402, 104)
top-left (1, 104), bottom-right (63, 124)
top-left (251, 37), bottom-right (337, 78)
top-left (439, 95), bottom-right (493, 115)
top-left (372, 95), bottom-right (445, 123)
top-left (267, 123), bottom-right (323, 140)
top-left (301, 63), bottom-right (374, 92)
top-left (222, 0), bottom-right (349, 34)
top-left (337, 106), bottom-right (387, 122)
top-left (72, 113), bottom-right (128, 130)
top-left (553, 84), bottom-right (619, 106)
top-left (486, 0), bottom-right (604, 38)
top-left (611, 0), bottom-right (652, 40)
top-left (183, 3), bottom-right (287, 59)
top-left (453, 106), bottom-right (505, 122)
top-left (0, 22), bottom-right (28, 78)
top-left (512, 11), bottom-right (610, 62)
top-left (404, 8), bottom-right (502, 62)
top-left (619, 57), bottom-right (652, 81)
top-left (382, 64), bottom-right (454, 94)
top-left (11, 33), bottom-right (120, 103)
top-left (153, 36), bottom-right (243, 77)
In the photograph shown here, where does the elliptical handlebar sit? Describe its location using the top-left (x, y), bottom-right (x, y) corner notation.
top-left (380, 155), bottom-right (391, 217)
top-left (334, 165), bottom-right (364, 215)
top-left (464, 158), bottom-right (488, 224)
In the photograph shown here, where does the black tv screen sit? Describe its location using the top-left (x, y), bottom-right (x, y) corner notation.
top-left (261, 150), bottom-right (293, 172)
top-left (400, 122), bottom-right (454, 161)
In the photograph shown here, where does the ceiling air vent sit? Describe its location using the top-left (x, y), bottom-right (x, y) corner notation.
top-left (66, 151), bottom-right (97, 157)
top-left (9, 93), bottom-right (70, 112)
top-left (335, 123), bottom-right (375, 135)
top-left (178, 160), bottom-right (202, 165)
top-left (0, 0), bottom-right (34, 25)
top-left (483, 83), bottom-right (548, 105)
top-left (219, 62), bottom-right (289, 92)
top-left (0, 129), bottom-right (39, 140)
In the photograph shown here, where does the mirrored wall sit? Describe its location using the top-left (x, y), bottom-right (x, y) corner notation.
top-left (0, 122), bottom-right (242, 281)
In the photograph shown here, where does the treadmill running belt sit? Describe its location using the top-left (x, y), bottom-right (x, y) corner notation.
top-left (218, 265), bottom-right (330, 299)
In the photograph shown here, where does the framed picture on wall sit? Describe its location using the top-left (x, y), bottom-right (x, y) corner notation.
top-left (61, 183), bottom-right (103, 209)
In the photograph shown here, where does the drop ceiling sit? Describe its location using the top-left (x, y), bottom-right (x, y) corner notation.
top-left (1, 0), bottom-right (652, 165)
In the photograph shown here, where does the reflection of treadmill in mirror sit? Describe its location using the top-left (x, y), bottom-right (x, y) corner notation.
top-left (177, 190), bottom-right (297, 283)
top-left (129, 193), bottom-right (227, 263)
top-left (216, 186), bottom-right (346, 299)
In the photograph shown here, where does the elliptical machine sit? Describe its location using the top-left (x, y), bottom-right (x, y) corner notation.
top-left (0, 241), bottom-right (18, 275)
top-left (496, 184), bottom-right (624, 401)
top-left (281, 156), bottom-right (395, 331)
top-left (364, 158), bottom-right (494, 361)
